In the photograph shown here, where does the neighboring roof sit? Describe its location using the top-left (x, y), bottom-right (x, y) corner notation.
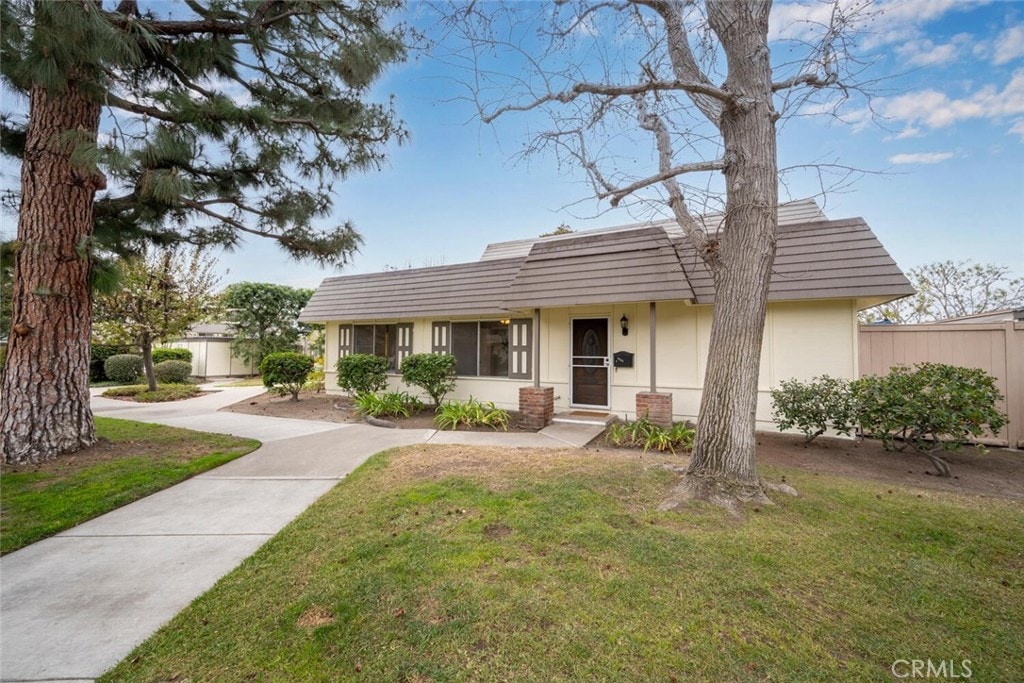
top-left (501, 226), bottom-right (693, 309)
top-left (480, 198), bottom-right (827, 261)
top-left (186, 323), bottom-right (234, 337)
top-left (930, 308), bottom-right (1024, 324)
top-left (300, 200), bottom-right (914, 322)
top-left (298, 257), bottom-right (525, 322)
top-left (676, 217), bottom-right (915, 304)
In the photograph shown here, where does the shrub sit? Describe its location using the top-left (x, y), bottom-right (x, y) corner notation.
top-left (261, 352), bottom-right (315, 401)
top-left (153, 359), bottom-right (192, 384)
top-left (336, 354), bottom-right (389, 395)
top-left (104, 354), bottom-right (143, 384)
top-left (604, 418), bottom-right (695, 454)
top-left (306, 356), bottom-right (326, 393)
top-left (354, 391), bottom-right (424, 418)
top-left (152, 347), bottom-right (193, 364)
top-left (852, 363), bottom-right (1007, 475)
top-left (434, 397), bottom-right (509, 431)
top-left (770, 375), bottom-right (856, 442)
top-left (401, 353), bottom-right (457, 407)
top-left (90, 344), bottom-right (132, 382)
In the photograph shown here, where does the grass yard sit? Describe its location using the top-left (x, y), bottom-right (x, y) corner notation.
top-left (1, 417), bottom-right (259, 554)
top-left (220, 376), bottom-right (265, 387)
top-left (102, 445), bottom-right (1024, 682)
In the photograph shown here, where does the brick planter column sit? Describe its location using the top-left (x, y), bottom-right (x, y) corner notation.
top-left (519, 386), bottom-right (554, 430)
top-left (635, 392), bottom-right (673, 428)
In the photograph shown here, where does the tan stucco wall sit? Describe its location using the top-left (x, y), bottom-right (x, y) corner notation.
top-left (167, 339), bottom-right (256, 378)
top-left (320, 298), bottom-right (859, 429)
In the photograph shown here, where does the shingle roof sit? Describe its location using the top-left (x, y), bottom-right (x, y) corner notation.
top-left (500, 226), bottom-right (693, 310)
top-left (480, 198), bottom-right (827, 261)
top-left (298, 257), bottom-right (524, 322)
top-left (299, 204), bottom-right (913, 322)
top-left (675, 217), bottom-right (915, 304)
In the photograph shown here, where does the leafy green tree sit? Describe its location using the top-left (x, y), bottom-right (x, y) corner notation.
top-left (0, 1), bottom-right (406, 464)
top-left (94, 247), bottom-right (220, 391)
top-left (862, 261), bottom-right (1024, 323)
top-left (222, 282), bottom-right (314, 368)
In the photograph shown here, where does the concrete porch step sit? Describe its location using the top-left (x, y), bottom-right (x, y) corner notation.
top-left (551, 411), bottom-right (618, 427)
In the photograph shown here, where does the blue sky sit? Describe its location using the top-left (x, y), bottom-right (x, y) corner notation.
top-left (2, 1), bottom-right (1022, 290)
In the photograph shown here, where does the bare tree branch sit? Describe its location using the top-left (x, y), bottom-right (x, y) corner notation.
top-left (632, 93), bottom-right (716, 264)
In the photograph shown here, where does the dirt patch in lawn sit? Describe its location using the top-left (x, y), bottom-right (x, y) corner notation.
top-left (1, 438), bottom-right (215, 477)
top-left (750, 432), bottom-right (1024, 501)
top-left (221, 391), bottom-right (537, 431)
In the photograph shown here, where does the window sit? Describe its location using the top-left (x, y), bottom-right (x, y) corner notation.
top-left (341, 323), bottom-right (412, 372)
top-left (436, 320), bottom-right (524, 378)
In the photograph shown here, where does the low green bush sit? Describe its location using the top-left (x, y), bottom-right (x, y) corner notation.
top-left (261, 352), bottom-right (315, 401)
top-left (604, 419), bottom-right (695, 454)
top-left (852, 363), bottom-right (1007, 456)
top-left (354, 391), bottom-right (424, 419)
top-left (770, 375), bottom-right (856, 442)
top-left (104, 354), bottom-right (143, 384)
top-left (152, 347), bottom-right (193, 364)
top-left (153, 359), bottom-right (192, 384)
top-left (336, 354), bottom-right (389, 395)
top-left (401, 353), bottom-right (457, 407)
top-left (90, 344), bottom-right (132, 382)
top-left (305, 356), bottom-right (326, 393)
top-left (434, 397), bottom-right (509, 431)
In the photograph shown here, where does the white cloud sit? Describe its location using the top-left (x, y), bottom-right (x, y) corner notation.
top-left (993, 25), bottom-right (1024, 65)
top-left (1010, 120), bottom-right (1024, 140)
top-left (889, 152), bottom-right (954, 164)
top-left (876, 69), bottom-right (1024, 131)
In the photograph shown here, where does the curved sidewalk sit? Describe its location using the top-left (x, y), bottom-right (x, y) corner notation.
top-left (0, 388), bottom-right (602, 682)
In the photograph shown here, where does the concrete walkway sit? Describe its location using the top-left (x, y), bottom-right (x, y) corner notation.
top-left (1, 387), bottom-right (604, 682)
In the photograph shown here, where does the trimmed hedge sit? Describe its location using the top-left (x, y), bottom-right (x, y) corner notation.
top-left (401, 353), bottom-right (456, 407)
top-left (152, 347), bottom-right (193, 364)
top-left (153, 359), bottom-right (193, 384)
top-left (104, 354), bottom-right (143, 384)
top-left (91, 344), bottom-right (133, 382)
top-left (336, 353), bottom-right (389, 395)
top-left (261, 352), bottom-right (315, 400)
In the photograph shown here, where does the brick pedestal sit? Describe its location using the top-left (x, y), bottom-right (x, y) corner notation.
top-left (635, 392), bottom-right (673, 428)
top-left (519, 386), bottom-right (555, 430)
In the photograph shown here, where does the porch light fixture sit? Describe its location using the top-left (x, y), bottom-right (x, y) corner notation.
top-left (620, 314), bottom-right (629, 336)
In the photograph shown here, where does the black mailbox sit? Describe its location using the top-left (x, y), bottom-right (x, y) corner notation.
top-left (613, 351), bottom-right (634, 368)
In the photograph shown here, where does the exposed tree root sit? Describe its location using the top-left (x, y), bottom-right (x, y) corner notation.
top-left (659, 473), bottom-right (797, 516)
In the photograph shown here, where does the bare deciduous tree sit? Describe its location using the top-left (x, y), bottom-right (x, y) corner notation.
top-left (862, 260), bottom-right (1024, 323)
top-left (438, 0), bottom-right (869, 509)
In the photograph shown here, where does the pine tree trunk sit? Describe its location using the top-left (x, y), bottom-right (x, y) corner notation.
top-left (0, 82), bottom-right (103, 465)
top-left (664, 0), bottom-right (778, 509)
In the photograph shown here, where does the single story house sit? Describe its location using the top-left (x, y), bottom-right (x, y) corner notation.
top-left (166, 323), bottom-right (257, 379)
top-left (300, 199), bottom-right (914, 429)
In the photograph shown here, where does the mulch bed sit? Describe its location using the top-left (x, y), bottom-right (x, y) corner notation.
top-left (220, 391), bottom-right (537, 432)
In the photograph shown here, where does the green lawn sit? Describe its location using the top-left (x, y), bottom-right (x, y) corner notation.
top-left (102, 446), bottom-right (1024, 682)
top-left (220, 376), bottom-right (264, 387)
top-left (1, 417), bottom-right (259, 554)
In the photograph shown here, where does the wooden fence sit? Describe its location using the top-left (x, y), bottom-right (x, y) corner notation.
top-left (859, 321), bottom-right (1024, 449)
